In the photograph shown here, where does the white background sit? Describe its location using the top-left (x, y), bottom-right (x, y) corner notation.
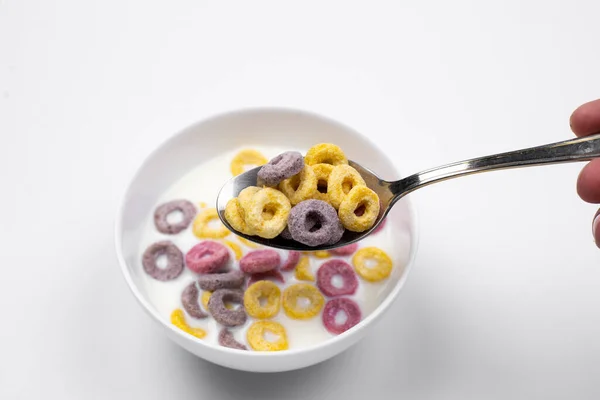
top-left (1, 0), bottom-right (600, 398)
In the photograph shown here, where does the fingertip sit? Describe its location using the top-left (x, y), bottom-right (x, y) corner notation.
top-left (577, 159), bottom-right (600, 203)
top-left (570, 99), bottom-right (600, 137)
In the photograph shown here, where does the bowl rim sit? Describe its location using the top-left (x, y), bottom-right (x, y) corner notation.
top-left (114, 105), bottom-right (420, 358)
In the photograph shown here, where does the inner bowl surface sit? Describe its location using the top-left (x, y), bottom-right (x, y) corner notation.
top-left (115, 107), bottom-right (418, 372)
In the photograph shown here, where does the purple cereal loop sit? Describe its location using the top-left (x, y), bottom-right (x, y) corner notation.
top-left (246, 269), bottom-right (285, 287)
top-left (322, 297), bottom-right (362, 335)
top-left (239, 249), bottom-right (281, 274)
top-left (257, 151), bottom-right (305, 186)
top-left (281, 251), bottom-right (301, 271)
top-left (316, 259), bottom-right (358, 297)
top-left (142, 241), bottom-right (184, 281)
top-left (287, 199), bottom-right (344, 247)
top-left (154, 200), bottom-right (197, 234)
top-left (328, 243), bottom-right (358, 256)
top-left (185, 241), bottom-right (230, 274)
top-left (197, 270), bottom-right (245, 292)
top-left (181, 281), bottom-right (208, 319)
top-left (280, 226), bottom-right (293, 240)
top-left (218, 328), bottom-right (247, 350)
top-left (208, 289), bottom-right (247, 327)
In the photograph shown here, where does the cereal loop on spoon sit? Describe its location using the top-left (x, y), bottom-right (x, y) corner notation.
top-left (257, 151), bottom-right (304, 186)
top-left (311, 163), bottom-right (334, 203)
top-left (327, 164), bottom-right (367, 209)
top-left (246, 320), bottom-right (289, 351)
top-left (278, 165), bottom-right (318, 205)
top-left (305, 143), bottom-right (348, 166)
top-left (224, 198), bottom-right (253, 236)
top-left (230, 149), bottom-right (268, 176)
top-left (338, 186), bottom-right (380, 232)
top-left (245, 188), bottom-right (291, 239)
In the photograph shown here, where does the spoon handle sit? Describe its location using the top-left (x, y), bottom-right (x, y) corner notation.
top-left (390, 132), bottom-right (600, 201)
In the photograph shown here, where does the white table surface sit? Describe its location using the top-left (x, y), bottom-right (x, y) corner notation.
top-left (2, 0), bottom-right (600, 398)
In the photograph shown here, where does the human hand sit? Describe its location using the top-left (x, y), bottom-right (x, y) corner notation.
top-left (571, 99), bottom-right (600, 247)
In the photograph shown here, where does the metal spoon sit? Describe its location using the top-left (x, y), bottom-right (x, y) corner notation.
top-left (216, 133), bottom-right (600, 251)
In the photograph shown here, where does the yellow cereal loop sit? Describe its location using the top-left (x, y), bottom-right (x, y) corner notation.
top-left (224, 198), bottom-right (253, 235)
top-left (311, 250), bottom-right (331, 259)
top-left (279, 164), bottom-right (318, 205)
top-left (352, 247), bottom-right (393, 282)
top-left (244, 281), bottom-right (281, 319)
top-left (328, 164), bottom-right (367, 209)
top-left (198, 201), bottom-right (207, 208)
top-left (311, 163), bottom-right (334, 203)
top-left (305, 143), bottom-right (348, 166)
top-left (171, 309), bottom-right (207, 339)
top-left (282, 283), bottom-right (325, 320)
top-left (238, 186), bottom-right (261, 211)
top-left (193, 207), bottom-right (231, 239)
top-left (223, 239), bottom-right (243, 260)
top-left (230, 149), bottom-right (268, 176)
top-left (338, 186), bottom-right (380, 232)
top-left (245, 188), bottom-right (291, 239)
top-left (294, 255), bottom-right (314, 281)
top-left (238, 237), bottom-right (261, 249)
top-left (202, 291), bottom-right (234, 309)
top-left (246, 320), bottom-right (289, 351)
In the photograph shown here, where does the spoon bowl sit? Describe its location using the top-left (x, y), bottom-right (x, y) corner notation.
top-left (217, 132), bottom-right (600, 251)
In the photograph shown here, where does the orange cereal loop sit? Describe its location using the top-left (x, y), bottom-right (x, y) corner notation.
top-left (223, 239), bottom-right (243, 260)
top-left (246, 320), bottom-right (288, 351)
top-left (171, 309), bottom-right (207, 339)
top-left (231, 149), bottom-right (268, 176)
top-left (327, 164), bottom-right (367, 209)
top-left (278, 164), bottom-right (317, 205)
top-left (244, 281), bottom-right (281, 319)
top-left (224, 198), bottom-right (253, 235)
top-left (202, 291), bottom-right (234, 310)
top-left (305, 143), bottom-right (348, 166)
top-left (352, 247), bottom-right (392, 282)
top-left (282, 283), bottom-right (324, 319)
top-left (193, 208), bottom-right (231, 239)
top-left (311, 163), bottom-right (334, 203)
top-left (245, 188), bottom-right (291, 239)
top-left (294, 255), bottom-right (314, 281)
top-left (338, 186), bottom-right (380, 232)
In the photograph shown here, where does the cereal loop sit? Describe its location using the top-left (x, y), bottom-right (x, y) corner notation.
top-left (208, 289), bottom-right (247, 327)
top-left (294, 255), bottom-right (314, 281)
top-left (198, 270), bottom-right (245, 292)
top-left (238, 186), bottom-right (261, 212)
top-left (185, 241), bottom-right (230, 274)
top-left (316, 259), bottom-right (359, 297)
top-left (305, 143), bottom-right (348, 166)
top-left (282, 283), bottom-right (325, 320)
top-left (278, 164), bottom-right (318, 205)
top-left (202, 291), bottom-right (235, 310)
top-left (328, 243), bottom-right (358, 256)
top-left (193, 208), bottom-right (230, 239)
top-left (240, 249), bottom-right (280, 273)
top-left (245, 188), bottom-right (291, 239)
top-left (338, 186), bottom-right (380, 232)
top-left (181, 282), bottom-right (208, 319)
top-left (311, 163), bottom-right (334, 203)
top-left (244, 281), bottom-right (281, 319)
top-left (142, 241), bottom-right (184, 281)
top-left (281, 251), bottom-right (301, 271)
top-left (257, 151), bottom-right (305, 186)
top-left (171, 309), bottom-right (207, 339)
top-left (224, 198), bottom-right (253, 236)
top-left (230, 149), bottom-right (268, 176)
top-left (322, 298), bottom-right (362, 335)
top-left (352, 247), bottom-right (393, 282)
top-left (287, 199), bottom-right (344, 246)
top-left (246, 321), bottom-right (289, 351)
top-left (219, 328), bottom-right (247, 350)
top-left (154, 200), bottom-right (196, 234)
top-left (247, 269), bottom-right (285, 287)
top-left (222, 240), bottom-right (243, 260)
top-left (311, 251), bottom-right (331, 259)
top-left (328, 165), bottom-right (367, 209)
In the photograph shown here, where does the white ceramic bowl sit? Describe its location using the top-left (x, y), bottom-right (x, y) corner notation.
top-left (115, 107), bottom-right (419, 372)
